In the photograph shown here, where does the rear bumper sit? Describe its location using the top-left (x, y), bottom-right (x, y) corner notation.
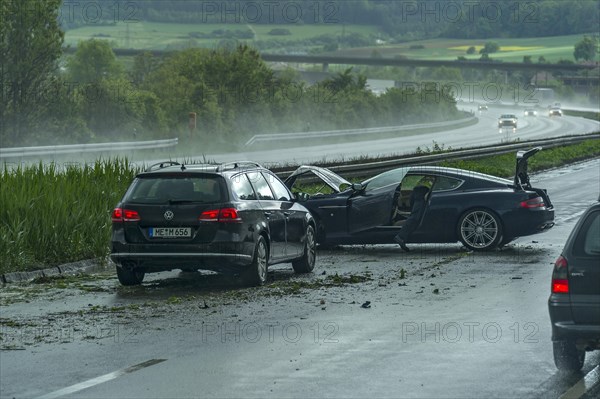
top-left (549, 299), bottom-right (600, 346)
top-left (503, 207), bottom-right (555, 238)
top-left (551, 321), bottom-right (600, 339)
top-left (111, 242), bottom-right (254, 272)
top-left (550, 321), bottom-right (600, 349)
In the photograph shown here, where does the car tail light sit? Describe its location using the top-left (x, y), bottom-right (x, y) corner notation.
top-left (218, 208), bottom-right (241, 222)
top-left (199, 208), bottom-right (242, 223)
top-left (520, 197), bottom-right (545, 208)
top-left (551, 255), bottom-right (569, 294)
top-left (112, 208), bottom-right (140, 222)
top-left (199, 209), bottom-right (219, 222)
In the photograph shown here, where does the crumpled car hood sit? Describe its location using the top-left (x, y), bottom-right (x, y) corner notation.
top-left (284, 165), bottom-right (351, 193)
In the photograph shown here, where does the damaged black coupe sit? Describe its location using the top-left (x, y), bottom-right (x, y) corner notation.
top-left (284, 148), bottom-right (555, 251)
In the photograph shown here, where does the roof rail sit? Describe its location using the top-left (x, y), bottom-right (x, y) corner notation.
top-left (145, 161), bottom-right (181, 172)
top-left (216, 161), bottom-right (263, 172)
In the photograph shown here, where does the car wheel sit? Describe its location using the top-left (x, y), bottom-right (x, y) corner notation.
top-left (116, 266), bottom-right (145, 286)
top-left (242, 236), bottom-right (268, 286)
top-left (292, 225), bottom-right (316, 274)
top-left (553, 341), bottom-right (585, 371)
top-left (458, 208), bottom-right (503, 251)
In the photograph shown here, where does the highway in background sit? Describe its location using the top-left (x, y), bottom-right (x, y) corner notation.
top-left (200, 106), bottom-right (600, 166)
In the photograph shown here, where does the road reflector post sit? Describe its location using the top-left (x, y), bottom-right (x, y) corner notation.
top-left (188, 112), bottom-right (197, 138)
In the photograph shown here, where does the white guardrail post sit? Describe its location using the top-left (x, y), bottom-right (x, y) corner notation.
top-left (0, 138), bottom-right (179, 160)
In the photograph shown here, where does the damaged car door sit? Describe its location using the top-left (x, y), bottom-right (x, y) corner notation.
top-left (348, 168), bottom-right (410, 234)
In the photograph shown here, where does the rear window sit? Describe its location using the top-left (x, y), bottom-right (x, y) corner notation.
top-left (246, 172), bottom-right (275, 200)
top-left (432, 176), bottom-right (463, 192)
top-left (124, 176), bottom-right (223, 204)
top-left (230, 174), bottom-right (257, 200)
top-left (573, 210), bottom-right (600, 258)
top-left (264, 172), bottom-right (292, 201)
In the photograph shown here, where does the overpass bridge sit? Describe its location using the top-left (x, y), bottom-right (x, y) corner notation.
top-left (64, 47), bottom-right (598, 73)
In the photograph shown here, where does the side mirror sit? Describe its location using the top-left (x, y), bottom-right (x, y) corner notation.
top-left (351, 183), bottom-right (364, 192)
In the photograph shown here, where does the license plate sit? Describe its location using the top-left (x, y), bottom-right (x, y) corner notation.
top-left (149, 227), bottom-right (192, 238)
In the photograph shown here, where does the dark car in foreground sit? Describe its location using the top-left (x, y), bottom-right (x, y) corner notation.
top-left (284, 148), bottom-right (554, 251)
top-left (548, 199), bottom-right (600, 371)
top-left (111, 161), bottom-right (316, 286)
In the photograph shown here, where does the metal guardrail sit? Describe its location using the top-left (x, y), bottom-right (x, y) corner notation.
top-left (244, 117), bottom-right (476, 147)
top-left (0, 138), bottom-right (179, 159)
top-left (274, 133), bottom-right (600, 178)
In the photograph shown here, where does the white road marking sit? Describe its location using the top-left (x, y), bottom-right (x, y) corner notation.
top-left (560, 365), bottom-right (600, 399)
top-left (35, 359), bottom-right (166, 399)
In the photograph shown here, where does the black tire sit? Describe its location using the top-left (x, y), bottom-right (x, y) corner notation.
top-left (241, 236), bottom-right (268, 286)
top-left (293, 225), bottom-right (316, 274)
top-left (499, 236), bottom-right (514, 248)
top-left (458, 208), bottom-right (503, 251)
top-left (553, 341), bottom-right (585, 372)
top-left (116, 266), bottom-right (145, 286)
top-left (312, 217), bottom-right (326, 244)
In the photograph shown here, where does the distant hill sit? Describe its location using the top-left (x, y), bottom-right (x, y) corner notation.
top-left (60, 0), bottom-right (599, 41)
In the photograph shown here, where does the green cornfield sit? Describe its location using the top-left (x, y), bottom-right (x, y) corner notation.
top-left (0, 159), bottom-right (139, 273)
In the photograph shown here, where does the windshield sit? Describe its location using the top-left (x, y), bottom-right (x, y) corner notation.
top-left (286, 165), bottom-right (351, 193)
top-left (362, 167), bottom-right (410, 191)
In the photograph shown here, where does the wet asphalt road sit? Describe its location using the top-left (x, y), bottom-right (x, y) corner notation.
top-left (198, 107), bottom-right (600, 165)
top-left (1, 159), bottom-right (599, 399)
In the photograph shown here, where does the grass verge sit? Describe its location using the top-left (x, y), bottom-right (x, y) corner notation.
top-left (563, 110), bottom-right (600, 122)
top-left (0, 159), bottom-right (139, 274)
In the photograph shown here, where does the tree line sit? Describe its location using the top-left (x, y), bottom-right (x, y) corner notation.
top-left (59, 0), bottom-right (599, 42)
top-left (0, 0), bottom-right (460, 148)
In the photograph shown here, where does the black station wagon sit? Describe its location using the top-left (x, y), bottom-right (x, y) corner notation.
top-left (111, 161), bottom-right (316, 286)
top-left (548, 199), bottom-right (600, 371)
